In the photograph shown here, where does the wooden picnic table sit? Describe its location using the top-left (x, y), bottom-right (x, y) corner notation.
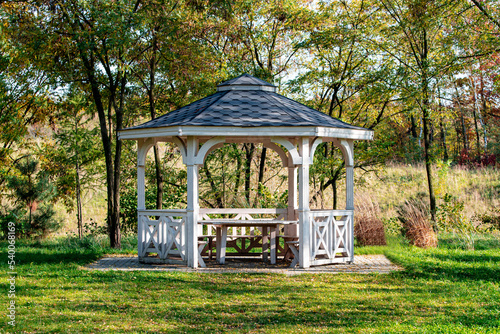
top-left (199, 220), bottom-right (298, 265)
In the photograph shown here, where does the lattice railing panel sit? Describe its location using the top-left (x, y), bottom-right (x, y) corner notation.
top-left (309, 210), bottom-right (353, 265)
top-left (138, 210), bottom-right (186, 261)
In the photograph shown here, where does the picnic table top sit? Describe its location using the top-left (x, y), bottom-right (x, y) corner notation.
top-left (199, 219), bottom-right (298, 226)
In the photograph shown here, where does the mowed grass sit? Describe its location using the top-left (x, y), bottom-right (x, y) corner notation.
top-left (1, 236), bottom-right (499, 333)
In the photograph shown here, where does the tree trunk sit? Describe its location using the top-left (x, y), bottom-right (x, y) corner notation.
top-left (233, 144), bottom-right (242, 200)
top-left (421, 28), bottom-right (436, 221)
top-left (410, 115), bottom-right (418, 138)
top-left (439, 120), bottom-right (448, 161)
top-left (203, 163), bottom-right (223, 208)
top-left (75, 144), bottom-right (83, 239)
top-left (471, 90), bottom-right (482, 155)
top-left (88, 76), bottom-right (119, 247)
top-left (422, 108), bottom-right (436, 220)
top-left (73, 112), bottom-right (83, 239)
top-left (254, 147), bottom-right (267, 206)
top-left (110, 75), bottom-right (126, 249)
top-left (479, 74), bottom-right (488, 151)
top-left (148, 34), bottom-right (164, 210)
top-left (153, 146), bottom-right (163, 209)
top-left (243, 143), bottom-right (255, 205)
top-left (460, 110), bottom-right (468, 152)
top-left (332, 178), bottom-right (337, 210)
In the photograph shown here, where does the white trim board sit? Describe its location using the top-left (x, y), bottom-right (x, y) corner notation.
top-left (118, 126), bottom-right (374, 141)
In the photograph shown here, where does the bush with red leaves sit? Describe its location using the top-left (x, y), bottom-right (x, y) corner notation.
top-left (457, 149), bottom-right (497, 168)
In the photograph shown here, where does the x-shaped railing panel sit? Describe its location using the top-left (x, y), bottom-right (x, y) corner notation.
top-left (310, 211), bottom-right (352, 263)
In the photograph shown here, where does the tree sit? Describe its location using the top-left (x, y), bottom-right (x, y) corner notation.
top-left (4, 156), bottom-right (60, 238)
top-left (289, 0), bottom-right (397, 208)
top-left (39, 91), bottom-right (103, 238)
top-left (129, 0), bottom-right (220, 209)
top-left (194, 0), bottom-right (310, 206)
top-left (0, 22), bottom-right (52, 192)
top-left (3, 0), bottom-right (146, 247)
top-left (378, 0), bottom-right (468, 219)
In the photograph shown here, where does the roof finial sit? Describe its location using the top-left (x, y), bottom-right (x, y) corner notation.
top-left (217, 73), bottom-right (276, 92)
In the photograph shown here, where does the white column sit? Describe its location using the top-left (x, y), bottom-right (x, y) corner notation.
top-left (285, 165), bottom-right (298, 237)
top-left (186, 137), bottom-right (199, 268)
top-left (344, 140), bottom-right (354, 262)
top-left (298, 137), bottom-right (311, 268)
top-left (137, 163), bottom-right (145, 258)
top-left (346, 166), bottom-right (354, 210)
top-left (137, 165), bottom-right (146, 211)
top-left (137, 139), bottom-right (152, 259)
top-left (137, 138), bottom-right (154, 211)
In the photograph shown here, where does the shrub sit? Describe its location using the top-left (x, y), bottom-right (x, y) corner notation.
top-left (84, 218), bottom-right (108, 236)
top-left (477, 208), bottom-right (500, 231)
top-left (120, 187), bottom-right (157, 235)
top-left (354, 194), bottom-right (386, 246)
top-left (436, 193), bottom-right (478, 250)
top-left (457, 149), bottom-right (497, 168)
top-left (397, 199), bottom-right (437, 248)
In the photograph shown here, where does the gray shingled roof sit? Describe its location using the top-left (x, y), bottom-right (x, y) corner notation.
top-left (125, 74), bottom-right (364, 130)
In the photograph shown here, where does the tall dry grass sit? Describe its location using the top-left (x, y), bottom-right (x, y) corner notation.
top-left (354, 193), bottom-right (386, 246)
top-left (397, 199), bottom-right (438, 248)
top-left (356, 163), bottom-right (500, 225)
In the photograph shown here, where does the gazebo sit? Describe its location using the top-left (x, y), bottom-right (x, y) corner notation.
top-left (118, 74), bottom-right (373, 269)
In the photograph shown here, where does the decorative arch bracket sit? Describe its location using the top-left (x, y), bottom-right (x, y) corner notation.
top-left (262, 140), bottom-right (290, 168)
top-left (309, 137), bottom-right (322, 164)
top-left (171, 136), bottom-right (187, 162)
top-left (271, 138), bottom-right (301, 165)
top-left (333, 138), bottom-right (354, 167)
top-left (193, 137), bottom-right (226, 165)
top-left (137, 138), bottom-right (156, 167)
top-left (271, 137), bottom-right (323, 166)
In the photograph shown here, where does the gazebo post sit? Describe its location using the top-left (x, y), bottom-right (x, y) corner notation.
top-left (137, 138), bottom-right (154, 259)
top-left (286, 165), bottom-right (298, 233)
top-left (344, 140), bottom-right (355, 262)
top-left (298, 137), bottom-right (311, 269)
top-left (137, 151), bottom-right (146, 259)
top-left (335, 138), bottom-right (355, 262)
top-left (186, 136), bottom-right (200, 268)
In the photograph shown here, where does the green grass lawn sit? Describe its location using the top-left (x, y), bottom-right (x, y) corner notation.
top-left (1, 235), bottom-right (500, 333)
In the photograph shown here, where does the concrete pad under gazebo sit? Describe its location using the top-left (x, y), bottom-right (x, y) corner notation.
top-left (118, 74), bottom-right (373, 269)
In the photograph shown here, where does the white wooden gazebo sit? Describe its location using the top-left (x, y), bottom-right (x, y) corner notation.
top-left (118, 74), bottom-right (373, 269)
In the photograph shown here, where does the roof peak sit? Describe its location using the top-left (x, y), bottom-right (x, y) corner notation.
top-left (217, 73), bottom-right (277, 92)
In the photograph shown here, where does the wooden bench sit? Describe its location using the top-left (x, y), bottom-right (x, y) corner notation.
top-left (197, 208), bottom-right (296, 264)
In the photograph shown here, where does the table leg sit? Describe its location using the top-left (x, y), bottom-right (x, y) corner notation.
top-left (220, 226), bottom-right (227, 264)
top-left (262, 226), bottom-right (269, 262)
top-left (208, 237), bottom-right (213, 260)
top-left (270, 225), bottom-right (277, 265)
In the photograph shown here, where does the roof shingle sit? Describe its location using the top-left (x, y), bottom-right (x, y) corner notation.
top-left (124, 74), bottom-right (365, 131)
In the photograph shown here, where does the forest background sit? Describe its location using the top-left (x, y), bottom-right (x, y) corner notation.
top-left (1, 0), bottom-right (499, 247)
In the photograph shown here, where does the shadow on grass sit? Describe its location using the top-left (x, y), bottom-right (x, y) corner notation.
top-left (4, 247), bottom-right (103, 266)
top-left (0, 238), bottom-right (105, 266)
top-left (0, 235), bottom-right (138, 267)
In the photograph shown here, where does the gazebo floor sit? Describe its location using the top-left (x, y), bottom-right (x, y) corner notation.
top-left (84, 254), bottom-right (403, 274)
